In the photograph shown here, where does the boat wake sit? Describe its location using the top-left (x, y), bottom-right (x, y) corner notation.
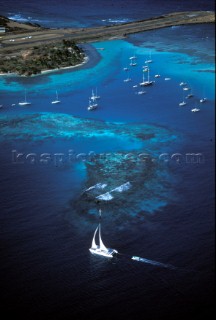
top-left (131, 255), bottom-right (176, 269)
top-left (89, 210), bottom-right (176, 269)
top-left (85, 183), bottom-right (107, 192)
top-left (85, 181), bottom-right (132, 201)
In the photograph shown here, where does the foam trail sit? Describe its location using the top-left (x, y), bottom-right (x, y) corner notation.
top-left (96, 192), bottom-right (113, 201)
top-left (85, 183), bottom-right (107, 192)
top-left (110, 181), bottom-right (131, 193)
top-left (131, 256), bottom-right (176, 270)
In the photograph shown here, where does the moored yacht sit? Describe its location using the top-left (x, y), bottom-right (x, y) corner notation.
top-left (179, 82), bottom-right (187, 86)
top-left (124, 69), bottom-right (132, 82)
top-left (19, 89), bottom-right (31, 106)
top-left (145, 51), bottom-right (153, 64)
top-left (51, 90), bottom-right (61, 104)
top-left (179, 89), bottom-right (187, 106)
top-left (140, 67), bottom-right (154, 86)
top-left (191, 108), bottom-right (200, 112)
top-left (200, 97), bottom-right (207, 103)
top-left (88, 99), bottom-right (98, 111)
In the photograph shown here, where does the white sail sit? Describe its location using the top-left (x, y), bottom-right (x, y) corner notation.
top-left (89, 210), bottom-right (118, 258)
top-left (99, 223), bottom-right (107, 251)
top-left (91, 225), bottom-right (99, 249)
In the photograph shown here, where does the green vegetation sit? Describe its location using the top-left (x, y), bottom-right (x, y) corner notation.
top-left (0, 15), bottom-right (41, 32)
top-left (0, 39), bottom-right (85, 76)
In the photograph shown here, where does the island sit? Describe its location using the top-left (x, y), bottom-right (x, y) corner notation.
top-left (0, 10), bottom-right (214, 76)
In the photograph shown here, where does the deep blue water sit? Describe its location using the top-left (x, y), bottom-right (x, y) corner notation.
top-left (0, 0), bottom-right (215, 28)
top-left (0, 1), bottom-right (215, 320)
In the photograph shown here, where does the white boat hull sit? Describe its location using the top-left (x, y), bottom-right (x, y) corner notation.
top-left (51, 100), bottom-right (61, 104)
top-left (200, 98), bottom-right (207, 103)
top-left (132, 256), bottom-right (141, 261)
top-left (89, 247), bottom-right (118, 258)
top-left (18, 102), bottom-right (31, 106)
top-left (140, 81), bottom-right (154, 86)
top-left (179, 102), bottom-right (186, 106)
top-left (88, 105), bottom-right (97, 111)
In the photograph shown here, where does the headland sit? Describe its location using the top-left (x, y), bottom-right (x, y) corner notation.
top-left (0, 11), bottom-right (214, 76)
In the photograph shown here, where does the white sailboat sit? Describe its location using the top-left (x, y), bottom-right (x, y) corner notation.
top-left (90, 89), bottom-right (97, 102)
top-left (90, 88), bottom-right (100, 101)
top-left (200, 88), bottom-right (207, 103)
top-left (179, 81), bottom-right (187, 86)
top-left (186, 87), bottom-right (194, 99)
top-left (130, 57), bottom-right (137, 66)
top-left (139, 72), bottom-right (146, 86)
top-left (191, 108), bottom-right (200, 112)
top-left (89, 210), bottom-right (118, 258)
top-left (183, 86), bottom-right (190, 91)
top-left (88, 98), bottom-right (98, 111)
top-left (179, 89), bottom-right (187, 106)
top-left (18, 90), bottom-right (31, 106)
top-left (200, 97), bottom-right (207, 103)
top-left (129, 53), bottom-right (137, 60)
top-left (137, 89), bottom-right (146, 95)
top-left (51, 90), bottom-right (61, 104)
top-left (140, 67), bottom-right (154, 86)
top-left (145, 51), bottom-right (153, 64)
top-left (123, 69), bottom-right (132, 82)
top-left (94, 88), bottom-right (100, 100)
top-left (129, 52), bottom-right (137, 66)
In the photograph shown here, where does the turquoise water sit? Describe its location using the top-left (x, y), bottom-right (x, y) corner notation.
top-left (0, 20), bottom-right (215, 320)
top-left (0, 26), bottom-right (215, 216)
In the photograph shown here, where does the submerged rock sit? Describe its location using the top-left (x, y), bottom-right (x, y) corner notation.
top-left (0, 112), bottom-right (178, 218)
top-left (72, 149), bottom-right (176, 220)
top-left (0, 112), bottom-right (175, 144)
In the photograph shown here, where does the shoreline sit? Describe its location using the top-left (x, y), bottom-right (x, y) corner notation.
top-left (0, 43), bottom-right (101, 78)
top-left (40, 56), bottom-right (89, 75)
top-left (0, 57), bottom-right (89, 78)
top-left (0, 10), bottom-right (214, 77)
